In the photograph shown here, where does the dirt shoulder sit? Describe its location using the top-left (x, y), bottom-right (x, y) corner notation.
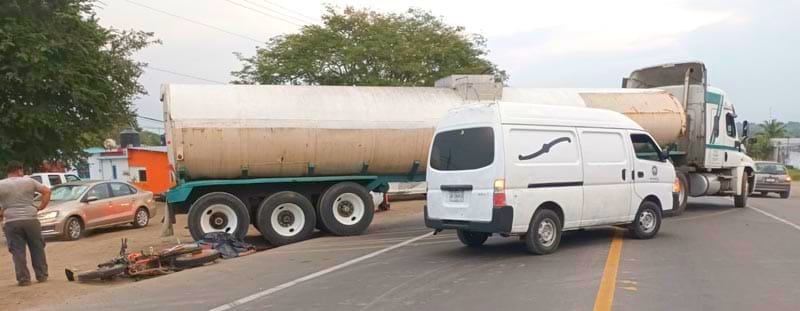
top-left (0, 200), bottom-right (425, 310)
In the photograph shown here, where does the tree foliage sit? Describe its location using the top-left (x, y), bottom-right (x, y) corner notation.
top-left (746, 119), bottom-right (786, 160)
top-left (0, 0), bottom-right (157, 168)
top-left (233, 6), bottom-right (506, 86)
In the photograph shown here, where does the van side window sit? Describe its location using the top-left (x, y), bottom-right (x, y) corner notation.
top-left (48, 175), bottom-right (62, 186)
top-left (430, 127), bottom-right (494, 171)
top-left (725, 113), bottom-right (736, 138)
top-left (630, 134), bottom-right (663, 162)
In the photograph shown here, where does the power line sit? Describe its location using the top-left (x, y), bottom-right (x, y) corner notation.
top-left (224, 0), bottom-right (304, 27)
top-left (122, 0), bottom-right (263, 43)
top-left (258, 0), bottom-right (320, 23)
top-left (136, 115), bottom-right (164, 123)
top-left (145, 65), bottom-right (228, 84)
top-left (241, 0), bottom-right (316, 25)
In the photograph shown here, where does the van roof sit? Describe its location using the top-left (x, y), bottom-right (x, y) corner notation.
top-left (443, 101), bottom-right (645, 131)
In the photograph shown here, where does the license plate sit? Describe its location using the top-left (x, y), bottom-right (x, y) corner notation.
top-left (766, 178), bottom-right (776, 183)
top-left (447, 191), bottom-right (465, 202)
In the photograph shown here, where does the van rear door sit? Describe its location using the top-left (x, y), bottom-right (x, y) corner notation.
top-left (427, 126), bottom-right (497, 222)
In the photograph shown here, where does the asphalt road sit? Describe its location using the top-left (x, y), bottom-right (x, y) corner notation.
top-left (40, 189), bottom-right (800, 311)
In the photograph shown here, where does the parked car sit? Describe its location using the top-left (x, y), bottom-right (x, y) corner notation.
top-left (37, 180), bottom-right (156, 240)
top-left (753, 161), bottom-right (792, 198)
top-left (425, 102), bottom-right (677, 254)
top-left (28, 172), bottom-right (81, 188)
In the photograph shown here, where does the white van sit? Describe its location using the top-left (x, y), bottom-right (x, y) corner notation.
top-left (425, 102), bottom-right (677, 254)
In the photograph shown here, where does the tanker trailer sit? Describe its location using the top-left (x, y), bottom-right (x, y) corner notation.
top-left (162, 83), bottom-right (484, 245)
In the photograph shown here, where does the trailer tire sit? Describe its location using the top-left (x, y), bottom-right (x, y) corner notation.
top-left (672, 172), bottom-right (689, 216)
top-left (188, 192), bottom-right (250, 241)
top-left (256, 191), bottom-right (316, 246)
top-left (318, 182), bottom-right (374, 236)
top-left (734, 173), bottom-right (748, 208)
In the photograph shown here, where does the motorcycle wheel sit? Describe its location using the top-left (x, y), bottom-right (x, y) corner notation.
top-left (77, 264), bottom-right (127, 282)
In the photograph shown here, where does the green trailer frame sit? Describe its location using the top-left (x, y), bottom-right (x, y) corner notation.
top-left (166, 174), bottom-right (426, 205)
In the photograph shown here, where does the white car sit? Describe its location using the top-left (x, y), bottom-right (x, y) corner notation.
top-left (28, 172), bottom-right (81, 188)
top-left (425, 102), bottom-right (677, 254)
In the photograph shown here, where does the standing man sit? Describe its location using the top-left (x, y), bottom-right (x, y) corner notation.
top-left (0, 161), bottom-right (51, 286)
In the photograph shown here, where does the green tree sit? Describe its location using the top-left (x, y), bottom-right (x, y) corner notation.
top-left (233, 6), bottom-right (506, 86)
top-left (746, 119), bottom-right (786, 160)
top-left (761, 119), bottom-right (786, 138)
top-left (0, 0), bottom-right (157, 168)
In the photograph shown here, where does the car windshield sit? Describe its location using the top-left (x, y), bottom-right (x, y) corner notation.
top-left (756, 163), bottom-right (787, 175)
top-left (50, 185), bottom-right (89, 201)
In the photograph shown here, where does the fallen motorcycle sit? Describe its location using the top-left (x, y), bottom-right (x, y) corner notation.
top-left (67, 238), bottom-right (220, 282)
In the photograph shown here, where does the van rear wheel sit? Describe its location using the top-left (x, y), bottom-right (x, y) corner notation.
top-left (524, 209), bottom-right (562, 255)
top-left (456, 230), bottom-right (489, 247)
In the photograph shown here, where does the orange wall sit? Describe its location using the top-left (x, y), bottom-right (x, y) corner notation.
top-left (127, 149), bottom-right (173, 194)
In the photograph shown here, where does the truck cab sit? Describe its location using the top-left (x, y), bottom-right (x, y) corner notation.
top-left (624, 62), bottom-right (754, 211)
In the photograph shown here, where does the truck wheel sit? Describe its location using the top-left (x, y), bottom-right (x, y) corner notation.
top-left (188, 192), bottom-right (250, 241)
top-left (256, 191), bottom-right (316, 246)
top-left (456, 230), bottom-right (489, 247)
top-left (318, 182), bottom-right (374, 236)
top-left (524, 209), bottom-right (562, 255)
top-left (629, 201), bottom-right (662, 239)
top-left (734, 173), bottom-right (749, 208)
top-left (672, 172), bottom-right (689, 216)
top-left (780, 191), bottom-right (790, 199)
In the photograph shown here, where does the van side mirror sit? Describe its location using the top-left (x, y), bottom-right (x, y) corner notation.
top-left (83, 196), bottom-right (99, 203)
top-left (742, 120), bottom-right (749, 139)
top-left (659, 150), bottom-right (670, 162)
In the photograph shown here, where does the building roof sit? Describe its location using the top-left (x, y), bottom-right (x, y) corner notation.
top-left (128, 146), bottom-right (168, 153)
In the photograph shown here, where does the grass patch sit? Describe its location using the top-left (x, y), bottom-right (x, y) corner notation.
top-left (789, 167), bottom-right (800, 181)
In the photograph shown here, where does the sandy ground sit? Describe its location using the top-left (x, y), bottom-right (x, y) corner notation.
top-left (0, 200), bottom-right (424, 311)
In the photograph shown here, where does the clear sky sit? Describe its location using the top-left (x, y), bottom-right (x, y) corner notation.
top-left (95, 0), bottom-right (800, 132)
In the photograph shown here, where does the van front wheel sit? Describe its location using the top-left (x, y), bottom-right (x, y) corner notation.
top-left (629, 201), bottom-right (662, 239)
top-left (524, 209), bottom-right (562, 255)
top-left (456, 230), bottom-right (489, 247)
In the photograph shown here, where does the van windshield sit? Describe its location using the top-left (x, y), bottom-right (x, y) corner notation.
top-left (430, 127), bottom-right (494, 171)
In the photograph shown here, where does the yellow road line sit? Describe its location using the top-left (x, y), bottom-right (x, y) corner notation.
top-left (593, 229), bottom-right (624, 311)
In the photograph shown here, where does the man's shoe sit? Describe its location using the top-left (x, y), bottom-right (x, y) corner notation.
top-left (18, 280), bottom-right (32, 286)
top-left (37, 277), bottom-right (48, 283)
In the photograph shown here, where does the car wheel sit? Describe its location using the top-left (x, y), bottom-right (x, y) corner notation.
top-left (256, 191), bottom-right (316, 246)
top-left (456, 230), bottom-right (489, 247)
top-left (629, 201), bottom-right (662, 239)
top-left (734, 173), bottom-right (749, 208)
top-left (63, 217), bottom-right (83, 241)
top-left (188, 192), bottom-right (250, 241)
top-left (317, 182), bottom-right (374, 236)
top-left (524, 209), bottom-right (562, 255)
top-left (780, 191), bottom-right (790, 199)
top-left (132, 207), bottom-right (150, 228)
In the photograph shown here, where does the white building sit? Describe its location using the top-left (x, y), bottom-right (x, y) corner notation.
top-left (771, 138), bottom-right (800, 168)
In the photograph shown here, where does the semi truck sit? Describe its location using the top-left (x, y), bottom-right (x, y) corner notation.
top-left (163, 61), bottom-right (752, 245)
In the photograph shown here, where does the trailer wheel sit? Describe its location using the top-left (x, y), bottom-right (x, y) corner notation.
top-left (318, 182), bottom-right (374, 236)
top-left (734, 172), bottom-right (748, 208)
top-left (672, 172), bottom-right (689, 216)
top-left (257, 191), bottom-right (316, 246)
top-left (188, 192), bottom-right (250, 241)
